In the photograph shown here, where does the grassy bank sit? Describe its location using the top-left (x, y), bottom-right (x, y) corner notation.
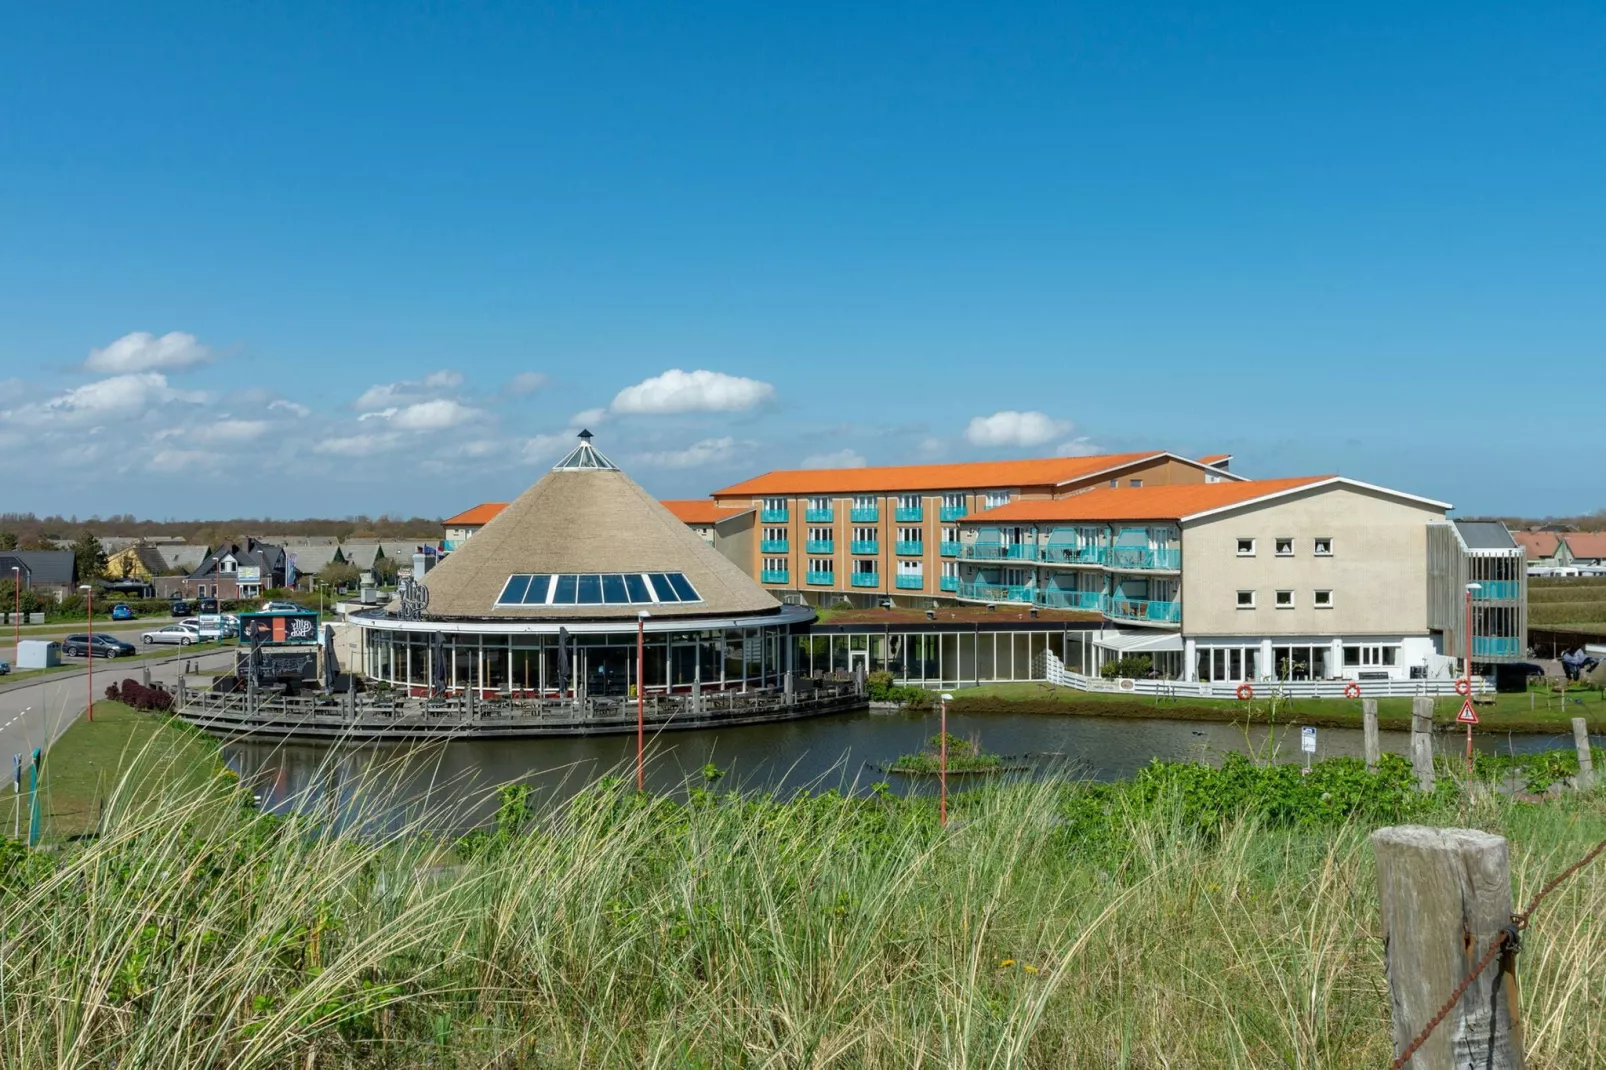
top-left (1, 744), bottom-right (1604, 1067)
top-left (1, 641), bottom-right (238, 685)
top-left (953, 681), bottom-right (1606, 733)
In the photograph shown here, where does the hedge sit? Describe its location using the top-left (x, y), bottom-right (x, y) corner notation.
top-left (1529, 600), bottom-right (1606, 626)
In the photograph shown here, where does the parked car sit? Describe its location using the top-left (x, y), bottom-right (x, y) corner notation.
top-left (261, 600), bottom-right (303, 613)
top-left (179, 616), bottom-right (234, 640)
top-left (169, 600), bottom-right (192, 617)
top-left (197, 597), bottom-right (219, 614)
top-left (0, 660), bottom-right (10, 676)
top-left (110, 603), bottom-right (136, 621)
top-left (61, 633), bottom-right (138, 658)
top-left (142, 624), bottom-right (201, 646)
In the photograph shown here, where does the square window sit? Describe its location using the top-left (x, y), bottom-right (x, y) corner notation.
top-left (1109, 479), bottom-right (1119, 488)
top-left (1236, 590), bottom-right (1256, 608)
top-left (1129, 478), bottom-right (1143, 488)
top-left (1314, 589), bottom-right (1333, 608)
top-left (1236, 538), bottom-right (1255, 556)
top-left (1314, 537), bottom-right (1333, 556)
top-left (1275, 590), bottom-right (1294, 608)
top-left (1275, 538), bottom-right (1294, 556)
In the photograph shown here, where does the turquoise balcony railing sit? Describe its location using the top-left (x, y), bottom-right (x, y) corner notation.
top-left (939, 541), bottom-right (960, 557)
top-left (1106, 597), bottom-right (1181, 624)
top-left (759, 539), bottom-right (788, 553)
top-left (850, 506), bottom-right (879, 522)
top-left (1471, 581), bottom-right (1519, 601)
top-left (805, 507), bottom-right (833, 523)
top-left (895, 505), bottom-right (923, 522)
top-left (895, 540), bottom-right (923, 556)
top-left (850, 572), bottom-right (879, 588)
top-left (760, 569), bottom-right (789, 585)
top-left (939, 575), bottom-right (958, 592)
top-left (1473, 636), bottom-right (1521, 658)
top-left (806, 571), bottom-right (835, 586)
top-left (1103, 546), bottom-right (1182, 571)
top-left (939, 505), bottom-right (967, 522)
top-left (440, 539), bottom-right (459, 552)
top-left (1042, 543), bottom-right (1103, 566)
top-left (895, 574), bottom-right (923, 590)
top-left (850, 539), bottom-right (879, 555)
top-left (805, 539), bottom-right (834, 554)
top-left (957, 581), bottom-right (1032, 603)
top-left (760, 507), bottom-right (788, 523)
top-left (1038, 588), bottom-right (1105, 611)
top-left (963, 543), bottom-right (1037, 561)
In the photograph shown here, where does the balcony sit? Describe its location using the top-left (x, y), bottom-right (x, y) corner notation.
top-left (939, 541), bottom-right (960, 557)
top-left (895, 505), bottom-right (923, 522)
top-left (1471, 581), bottom-right (1520, 601)
top-left (850, 572), bottom-right (879, 588)
top-left (895, 574), bottom-right (923, 590)
top-left (805, 507), bottom-right (833, 523)
top-left (939, 575), bottom-right (958, 592)
top-left (850, 539), bottom-right (879, 555)
top-left (850, 506), bottom-right (879, 523)
top-left (962, 543), bottom-right (1039, 561)
top-left (895, 540), bottom-right (924, 556)
top-left (760, 507), bottom-right (788, 523)
top-left (440, 539), bottom-right (459, 552)
top-left (1106, 597), bottom-right (1181, 625)
top-left (759, 538), bottom-right (788, 553)
top-left (759, 569), bottom-right (789, 585)
top-left (805, 539), bottom-right (834, 554)
top-left (806, 571), bottom-right (835, 586)
top-left (957, 581), bottom-right (1032, 603)
top-left (939, 504), bottom-right (967, 522)
top-left (1103, 546), bottom-right (1182, 571)
top-left (1473, 636), bottom-right (1521, 658)
top-left (1042, 543), bottom-right (1103, 567)
top-left (1038, 588), bottom-right (1104, 611)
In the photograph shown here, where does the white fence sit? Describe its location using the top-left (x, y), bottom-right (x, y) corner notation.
top-left (1, 612), bottom-right (46, 625)
top-left (1032, 650), bottom-right (1491, 700)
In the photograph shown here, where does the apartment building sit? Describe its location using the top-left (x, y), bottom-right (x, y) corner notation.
top-left (708, 451), bottom-right (1239, 607)
top-left (953, 476), bottom-right (1527, 683)
top-left (442, 503), bottom-right (508, 552)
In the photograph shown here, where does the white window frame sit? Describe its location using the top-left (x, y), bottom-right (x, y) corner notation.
top-left (1275, 537), bottom-right (1294, 557)
top-left (1314, 537), bottom-right (1333, 556)
top-left (1236, 590), bottom-right (1256, 609)
top-left (896, 493), bottom-right (921, 510)
top-left (896, 559), bottom-right (922, 576)
top-left (1274, 589), bottom-right (1294, 609)
top-left (1314, 589), bottom-right (1334, 608)
top-left (940, 525), bottom-right (959, 543)
top-left (852, 558), bottom-right (877, 576)
top-left (852, 494), bottom-right (876, 509)
top-left (808, 526), bottom-right (833, 543)
top-left (853, 526), bottom-right (877, 543)
top-left (983, 489), bottom-right (1011, 508)
top-left (1236, 538), bottom-right (1255, 557)
top-left (940, 561), bottom-right (959, 579)
top-left (808, 496), bottom-right (831, 511)
top-left (807, 557), bottom-right (834, 576)
top-left (897, 526), bottom-right (923, 543)
top-left (763, 526), bottom-right (787, 542)
top-left (762, 556), bottom-right (787, 573)
top-left (941, 492), bottom-right (965, 509)
top-left (762, 497), bottom-right (786, 512)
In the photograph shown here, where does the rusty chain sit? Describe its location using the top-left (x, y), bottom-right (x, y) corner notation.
top-left (1390, 834), bottom-right (1606, 1069)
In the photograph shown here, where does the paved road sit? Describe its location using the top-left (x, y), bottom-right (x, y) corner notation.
top-left (0, 647), bottom-right (238, 774)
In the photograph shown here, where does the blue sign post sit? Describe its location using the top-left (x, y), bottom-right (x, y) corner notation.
top-left (11, 752), bottom-right (19, 841)
top-left (27, 747), bottom-right (42, 846)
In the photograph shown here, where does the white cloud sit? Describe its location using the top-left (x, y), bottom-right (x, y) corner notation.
top-left (914, 436), bottom-right (944, 459)
top-left (520, 432), bottom-right (575, 464)
top-left (84, 331), bottom-right (211, 374)
top-left (569, 407), bottom-right (607, 427)
top-left (504, 371), bottom-right (548, 396)
top-left (269, 399), bottom-right (310, 417)
top-left (314, 433), bottom-right (403, 457)
top-left (611, 369), bottom-right (775, 414)
top-left (636, 436), bottom-right (739, 468)
top-left (963, 410), bottom-right (1070, 448)
top-left (148, 448), bottom-right (219, 472)
top-left (3, 372), bottom-right (205, 427)
top-left (353, 369), bottom-right (463, 411)
top-left (190, 419), bottom-right (270, 444)
top-left (1055, 437), bottom-right (1104, 457)
top-left (423, 370), bottom-right (463, 389)
top-left (384, 399), bottom-right (482, 432)
top-left (801, 448), bottom-right (867, 469)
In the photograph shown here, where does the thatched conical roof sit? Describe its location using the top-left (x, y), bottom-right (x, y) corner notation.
top-left (414, 434), bottom-right (780, 621)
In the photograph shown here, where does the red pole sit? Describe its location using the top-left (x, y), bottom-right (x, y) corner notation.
top-left (939, 695), bottom-right (948, 827)
top-left (85, 585), bottom-right (94, 723)
top-left (636, 613), bottom-right (646, 792)
top-left (11, 567), bottom-right (18, 658)
top-left (1465, 588), bottom-right (1473, 772)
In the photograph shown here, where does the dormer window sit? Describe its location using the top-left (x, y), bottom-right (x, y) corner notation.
top-left (221, 556), bottom-right (237, 574)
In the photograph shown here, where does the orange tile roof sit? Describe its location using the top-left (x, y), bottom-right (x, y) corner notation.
top-left (1198, 453), bottom-right (1232, 465)
top-left (967, 476), bottom-right (1333, 523)
top-left (661, 499), bottom-right (753, 525)
top-left (444, 502), bottom-right (508, 526)
top-left (1511, 531), bottom-right (1562, 559)
top-left (711, 452), bottom-right (1168, 496)
top-left (1562, 531), bottom-right (1606, 559)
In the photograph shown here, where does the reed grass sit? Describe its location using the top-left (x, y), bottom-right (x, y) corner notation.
top-left (1, 734), bottom-right (1603, 1068)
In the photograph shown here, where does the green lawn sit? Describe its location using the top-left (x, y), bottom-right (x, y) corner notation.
top-left (953, 680), bottom-right (1606, 733)
top-left (1, 701), bottom-right (228, 840)
top-left (2, 640), bottom-right (238, 685)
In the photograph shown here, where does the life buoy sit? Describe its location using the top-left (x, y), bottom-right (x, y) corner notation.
top-left (1344, 681), bottom-right (1362, 699)
top-left (1455, 677), bottom-right (1472, 697)
top-left (1236, 683), bottom-right (1254, 701)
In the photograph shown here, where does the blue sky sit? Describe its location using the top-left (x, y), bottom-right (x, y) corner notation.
top-left (1, 2), bottom-right (1601, 519)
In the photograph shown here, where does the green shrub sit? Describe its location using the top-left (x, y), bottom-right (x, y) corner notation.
top-left (1530, 600), bottom-right (1606, 626)
top-left (1100, 654), bottom-right (1153, 679)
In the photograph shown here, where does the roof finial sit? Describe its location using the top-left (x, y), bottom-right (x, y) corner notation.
top-left (577, 428), bottom-right (593, 441)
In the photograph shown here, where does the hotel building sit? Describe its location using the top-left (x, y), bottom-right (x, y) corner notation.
top-left (707, 451), bottom-right (1238, 607)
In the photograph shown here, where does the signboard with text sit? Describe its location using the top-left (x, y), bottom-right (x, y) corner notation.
top-left (239, 610), bottom-right (319, 645)
top-left (236, 566), bottom-right (262, 585)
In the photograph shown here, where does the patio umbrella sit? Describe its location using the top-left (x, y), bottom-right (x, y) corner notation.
top-left (556, 626), bottom-right (571, 695)
top-left (431, 631), bottom-right (446, 696)
top-left (323, 624), bottom-right (339, 690)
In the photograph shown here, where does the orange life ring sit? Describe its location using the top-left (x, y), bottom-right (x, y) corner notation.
top-left (1455, 677), bottom-right (1472, 696)
top-left (1344, 681), bottom-right (1362, 699)
top-left (1236, 683), bottom-right (1254, 701)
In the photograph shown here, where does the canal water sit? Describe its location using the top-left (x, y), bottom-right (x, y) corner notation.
top-left (222, 708), bottom-right (1602, 834)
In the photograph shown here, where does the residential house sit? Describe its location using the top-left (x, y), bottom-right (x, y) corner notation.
top-left (104, 543), bottom-right (169, 582)
top-left (0, 550), bottom-right (78, 598)
top-left (442, 503), bottom-right (507, 551)
top-left (1511, 531), bottom-right (1573, 569)
top-left (162, 539), bottom-right (287, 600)
top-left (1561, 532), bottom-right (1606, 567)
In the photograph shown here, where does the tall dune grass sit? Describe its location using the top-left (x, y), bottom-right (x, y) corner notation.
top-left (1, 742), bottom-right (1603, 1068)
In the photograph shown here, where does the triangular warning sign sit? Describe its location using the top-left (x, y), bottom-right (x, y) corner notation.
top-left (1456, 697), bottom-right (1480, 725)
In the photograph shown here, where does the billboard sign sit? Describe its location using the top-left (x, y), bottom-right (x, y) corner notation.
top-left (236, 566), bottom-right (262, 584)
top-left (239, 611), bottom-right (320, 645)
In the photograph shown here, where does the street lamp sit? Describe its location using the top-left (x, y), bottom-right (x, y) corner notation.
top-left (80, 583), bottom-right (95, 723)
top-left (1464, 582), bottom-right (1481, 771)
top-left (939, 692), bottom-right (955, 827)
top-left (636, 610), bottom-right (651, 792)
top-left (10, 565), bottom-right (19, 658)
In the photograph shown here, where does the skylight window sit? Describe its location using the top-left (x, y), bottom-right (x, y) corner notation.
top-left (495, 572), bottom-right (702, 607)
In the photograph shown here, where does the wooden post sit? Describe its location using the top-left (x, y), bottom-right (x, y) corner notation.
top-left (1372, 826), bottom-right (1524, 1069)
top-left (1574, 718), bottom-right (1595, 792)
top-left (1363, 699), bottom-right (1380, 772)
top-left (1411, 696), bottom-right (1435, 792)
